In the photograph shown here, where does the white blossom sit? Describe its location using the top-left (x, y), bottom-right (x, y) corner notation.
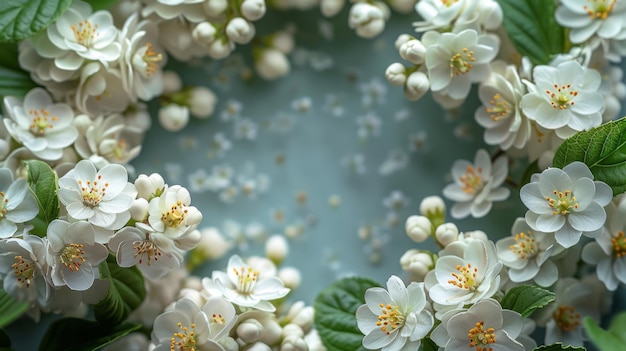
top-left (144, 185), bottom-right (202, 239)
top-left (555, 0), bottom-right (626, 44)
top-left (0, 232), bottom-right (49, 305)
top-left (0, 169), bottom-right (38, 238)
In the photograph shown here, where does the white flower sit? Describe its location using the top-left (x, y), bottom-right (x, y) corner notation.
top-left (443, 148), bottom-right (510, 219)
top-left (520, 61), bottom-right (604, 138)
top-left (475, 60), bottom-right (531, 150)
top-left (428, 239), bottom-right (502, 306)
top-left (424, 29), bottom-right (499, 100)
top-left (255, 48), bottom-right (290, 80)
top-left (145, 185), bottom-right (202, 238)
top-left (45, 219), bottom-right (108, 291)
top-left (3, 87), bottom-right (78, 161)
top-left (234, 118), bottom-right (258, 140)
top-left (203, 255), bottom-right (289, 312)
top-left (0, 169), bottom-right (38, 238)
top-left (414, 0), bottom-right (502, 32)
top-left (520, 161), bottom-right (612, 248)
top-left (75, 62), bottom-right (131, 115)
top-left (430, 299), bottom-right (532, 351)
top-left (356, 275), bottom-right (434, 351)
top-left (582, 199), bottom-right (626, 290)
top-left (58, 160), bottom-right (136, 233)
top-left (413, 0), bottom-right (467, 32)
top-left (555, 0), bottom-right (626, 43)
top-left (356, 113), bottom-right (382, 140)
top-left (348, 1), bottom-right (388, 38)
top-left (158, 18), bottom-right (207, 62)
top-left (151, 298), bottom-right (216, 351)
top-left (0, 232), bottom-right (49, 305)
top-left (496, 218), bottom-right (560, 287)
top-left (108, 226), bottom-right (184, 280)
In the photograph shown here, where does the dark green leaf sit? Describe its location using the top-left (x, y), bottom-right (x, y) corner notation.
top-left (0, 63), bottom-right (37, 102)
top-left (519, 160), bottom-right (539, 188)
top-left (500, 284), bottom-right (555, 318)
top-left (38, 317), bottom-right (141, 351)
top-left (83, 0), bottom-right (120, 11)
top-left (0, 329), bottom-right (10, 347)
top-left (552, 116), bottom-right (626, 196)
top-left (92, 255), bottom-right (146, 324)
top-left (420, 337), bottom-right (438, 351)
top-left (0, 289), bottom-right (29, 329)
top-left (495, 0), bottom-right (567, 65)
top-left (314, 276), bottom-right (381, 351)
top-left (583, 312), bottom-right (626, 351)
top-left (532, 343), bottom-right (586, 350)
top-left (0, 0), bottom-right (73, 43)
top-left (24, 160), bottom-right (58, 237)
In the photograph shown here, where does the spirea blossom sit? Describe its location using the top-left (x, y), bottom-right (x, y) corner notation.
top-left (555, 0), bottom-right (626, 44)
top-left (0, 232), bottom-right (49, 305)
top-left (0, 168), bottom-right (39, 238)
top-left (520, 161), bottom-right (612, 248)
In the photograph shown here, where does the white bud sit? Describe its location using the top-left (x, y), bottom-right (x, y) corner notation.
top-left (282, 324), bottom-right (304, 338)
top-left (320, 0), bottom-right (345, 17)
top-left (237, 319), bottom-right (263, 343)
top-left (265, 234), bottom-right (289, 264)
top-left (385, 62), bottom-right (407, 86)
top-left (206, 39), bottom-right (233, 59)
top-left (226, 17), bottom-right (256, 44)
top-left (241, 0), bottom-right (266, 21)
top-left (258, 318), bottom-right (282, 345)
top-left (192, 22), bottom-right (217, 45)
top-left (394, 33), bottom-right (413, 49)
top-left (220, 337), bottom-right (239, 351)
top-left (289, 305), bottom-right (314, 331)
top-left (278, 266), bottom-right (301, 289)
top-left (204, 0), bottom-right (228, 17)
top-left (246, 342), bottom-right (272, 351)
top-left (162, 70), bottom-right (182, 95)
top-left (388, 0), bottom-right (416, 13)
top-left (255, 48), bottom-right (290, 80)
top-left (420, 195), bottom-right (446, 217)
top-left (134, 173), bottom-right (165, 200)
top-left (399, 39), bottom-right (426, 65)
top-left (405, 215), bottom-right (432, 243)
top-left (348, 2), bottom-right (386, 38)
top-left (188, 86), bottom-right (217, 118)
top-left (271, 31), bottom-right (295, 54)
top-left (404, 71), bottom-right (430, 101)
top-left (178, 288), bottom-right (204, 307)
top-left (129, 198), bottom-right (149, 221)
top-left (435, 223), bottom-right (458, 246)
top-left (399, 249), bottom-right (433, 281)
top-left (462, 230), bottom-right (489, 241)
top-left (281, 335), bottom-right (308, 351)
top-left (175, 229), bottom-right (202, 250)
top-left (196, 227), bottom-right (232, 260)
top-left (72, 114), bottom-right (93, 134)
top-left (159, 104), bottom-right (189, 132)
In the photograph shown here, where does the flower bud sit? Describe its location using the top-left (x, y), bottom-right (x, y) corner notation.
top-left (282, 323), bottom-right (304, 338)
top-left (258, 318), bottom-right (282, 344)
top-left (462, 230), bottom-right (488, 241)
top-left (175, 229), bottom-right (202, 250)
top-left (271, 31), bottom-right (295, 54)
top-left (241, 0), bottom-right (266, 21)
top-left (405, 215), bottom-right (432, 243)
top-left (188, 86), bottom-right (217, 118)
top-left (404, 71), bottom-right (430, 101)
top-left (265, 234), bottom-right (289, 264)
top-left (159, 104), bottom-right (189, 132)
top-left (278, 266), bottom-right (301, 289)
top-left (237, 319), bottom-right (263, 343)
top-left (400, 249), bottom-right (434, 282)
top-left (385, 62), bottom-right (407, 86)
top-left (72, 114), bottom-right (93, 134)
top-left (192, 22), bottom-right (217, 45)
top-left (226, 17), bottom-right (256, 44)
top-left (134, 173), bottom-right (165, 200)
top-left (255, 48), bottom-right (290, 80)
top-left (287, 303), bottom-right (314, 331)
top-left (220, 337), bottom-right (239, 351)
top-left (246, 342), bottom-right (272, 351)
top-left (435, 222), bottom-right (458, 247)
top-left (420, 195), bottom-right (445, 217)
top-left (129, 198), bottom-right (149, 221)
top-left (281, 335), bottom-right (308, 351)
top-left (394, 33), bottom-right (413, 49)
top-left (399, 39), bottom-right (426, 65)
top-left (389, 0), bottom-right (416, 13)
top-left (321, 0), bottom-right (345, 17)
top-left (178, 288), bottom-right (204, 307)
top-left (348, 2), bottom-right (386, 38)
top-left (162, 70), bottom-right (182, 95)
top-left (204, 0), bottom-right (228, 17)
top-left (207, 38), bottom-right (233, 59)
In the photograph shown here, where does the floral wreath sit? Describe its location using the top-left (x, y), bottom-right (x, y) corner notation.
top-left (0, 0), bottom-right (625, 350)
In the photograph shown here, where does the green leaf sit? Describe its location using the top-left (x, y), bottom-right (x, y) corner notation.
top-left (0, 289), bottom-right (29, 329)
top-left (83, 0), bottom-right (120, 11)
top-left (420, 337), bottom-right (438, 351)
top-left (495, 0), bottom-right (567, 65)
top-left (24, 160), bottom-right (59, 237)
top-left (552, 116), bottom-right (626, 196)
top-left (314, 276), bottom-right (381, 351)
top-left (583, 312), bottom-right (626, 351)
top-left (38, 317), bottom-right (141, 351)
top-left (519, 160), bottom-right (539, 188)
top-left (0, 329), bottom-right (10, 347)
top-left (92, 255), bottom-right (146, 324)
top-left (500, 284), bottom-right (555, 318)
top-left (532, 343), bottom-right (586, 351)
top-left (0, 0), bottom-right (73, 43)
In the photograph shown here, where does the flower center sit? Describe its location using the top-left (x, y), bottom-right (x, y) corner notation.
top-left (0, 191), bottom-right (9, 218)
top-left (486, 93), bottom-right (510, 121)
top-left (71, 20), bottom-right (99, 47)
top-left (449, 48), bottom-right (475, 76)
top-left (28, 108), bottom-right (58, 136)
top-left (611, 231), bottom-right (626, 258)
top-left (448, 263), bottom-right (478, 290)
top-left (161, 200), bottom-right (189, 228)
top-left (233, 265), bottom-right (259, 294)
top-left (12, 255), bottom-right (36, 288)
top-left (60, 243), bottom-right (86, 271)
top-left (459, 165), bottom-right (483, 194)
top-left (134, 42), bottom-right (163, 79)
top-left (584, 0), bottom-right (616, 19)
top-left (546, 189), bottom-right (578, 216)
top-left (509, 231), bottom-right (538, 259)
top-left (376, 304), bottom-right (405, 335)
top-left (468, 321), bottom-right (496, 351)
top-left (210, 313), bottom-right (225, 325)
top-left (554, 305), bottom-right (581, 332)
top-left (78, 175), bottom-right (109, 208)
top-left (171, 322), bottom-right (197, 351)
top-left (441, 0), bottom-right (459, 7)
top-left (545, 84), bottom-right (578, 110)
top-left (133, 239), bottom-right (161, 265)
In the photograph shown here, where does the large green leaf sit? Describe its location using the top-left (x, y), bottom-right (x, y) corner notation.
top-left (495, 0), bottom-right (567, 65)
top-left (583, 312), bottom-right (626, 351)
top-left (314, 276), bottom-right (381, 351)
top-left (0, 289), bottom-right (28, 329)
top-left (0, 65), bottom-right (37, 101)
top-left (500, 284), bottom-right (555, 318)
top-left (24, 160), bottom-right (58, 237)
top-left (0, 0), bottom-right (73, 43)
top-left (532, 343), bottom-right (586, 351)
top-left (83, 0), bottom-right (119, 11)
top-left (92, 255), bottom-right (146, 324)
top-left (552, 117), bottom-right (626, 196)
top-left (38, 317), bottom-right (141, 351)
